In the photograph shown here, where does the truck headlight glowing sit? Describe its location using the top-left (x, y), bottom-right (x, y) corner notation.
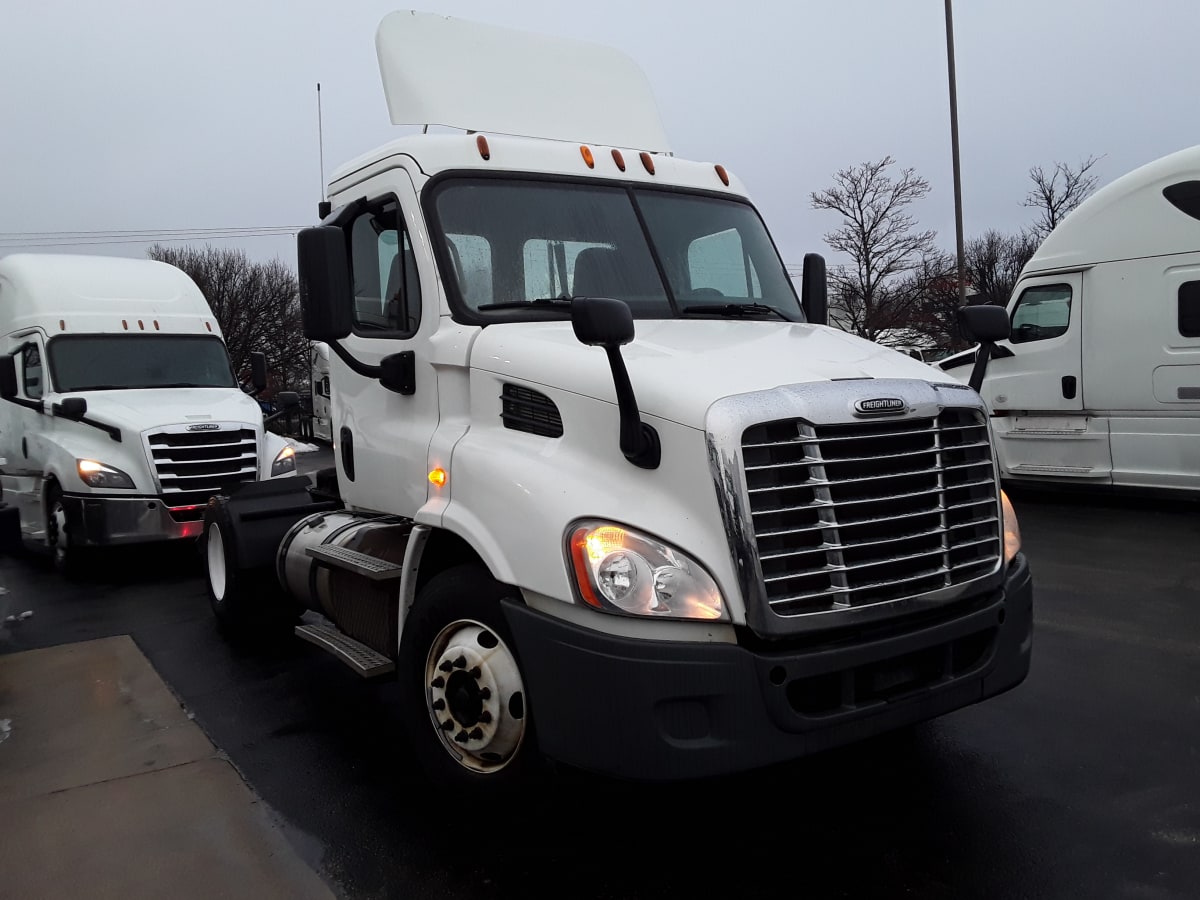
top-left (1001, 490), bottom-right (1021, 564)
top-left (271, 445), bottom-right (296, 476)
top-left (76, 459), bottom-right (135, 489)
top-left (568, 521), bottom-right (727, 621)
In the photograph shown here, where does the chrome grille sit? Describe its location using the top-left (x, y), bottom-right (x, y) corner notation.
top-left (741, 408), bottom-right (1000, 618)
top-left (147, 427), bottom-right (259, 513)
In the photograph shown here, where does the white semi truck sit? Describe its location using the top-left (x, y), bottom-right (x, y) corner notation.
top-left (0, 253), bottom-right (299, 572)
top-left (202, 10), bottom-right (1032, 785)
top-left (940, 146), bottom-right (1200, 495)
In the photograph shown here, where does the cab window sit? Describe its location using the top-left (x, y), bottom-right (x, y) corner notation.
top-left (348, 200), bottom-right (421, 337)
top-left (1010, 284), bottom-right (1072, 343)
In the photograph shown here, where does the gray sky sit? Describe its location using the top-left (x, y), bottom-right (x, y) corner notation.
top-left (2, 0), bottom-right (1196, 272)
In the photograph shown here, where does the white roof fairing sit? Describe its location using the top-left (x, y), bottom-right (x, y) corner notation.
top-left (1028, 145), bottom-right (1200, 273)
top-left (374, 10), bottom-right (672, 153)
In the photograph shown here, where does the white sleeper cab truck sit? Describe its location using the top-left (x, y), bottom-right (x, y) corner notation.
top-left (941, 146), bottom-right (1200, 494)
top-left (202, 11), bottom-right (1032, 786)
top-left (0, 253), bottom-right (299, 572)
top-left (310, 342), bottom-right (332, 443)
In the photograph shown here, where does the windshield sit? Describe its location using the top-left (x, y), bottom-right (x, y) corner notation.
top-left (48, 335), bottom-right (238, 392)
top-left (427, 177), bottom-right (803, 322)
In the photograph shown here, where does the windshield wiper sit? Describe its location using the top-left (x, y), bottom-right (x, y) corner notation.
top-left (477, 297), bottom-right (573, 311)
top-left (681, 303), bottom-right (791, 321)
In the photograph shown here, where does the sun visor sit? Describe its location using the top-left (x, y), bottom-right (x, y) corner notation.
top-left (375, 10), bottom-right (672, 153)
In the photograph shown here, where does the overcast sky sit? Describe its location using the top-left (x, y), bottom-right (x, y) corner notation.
top-left (2, 0), bottom-right (1196, 272)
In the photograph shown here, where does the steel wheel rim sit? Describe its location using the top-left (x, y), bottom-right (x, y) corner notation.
top-left (424, 619), bottom-right (526, 774)
top-left (207, 523), bottom-right (227, 601)
top-left (48, 499), bottom-right (68, 566)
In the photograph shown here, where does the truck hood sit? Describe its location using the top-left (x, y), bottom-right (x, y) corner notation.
top-left (470, 320), bottom-right (945, 428)
top-left (65, 388), bottom-right (263, 435)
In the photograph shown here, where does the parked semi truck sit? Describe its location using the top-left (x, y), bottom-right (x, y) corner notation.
top-left (940, 146), bottom-right (1200, 494)
top-left (0, 253), bottom-right (299, 572)
top-left (203, 10), bottom-right (1032, 785)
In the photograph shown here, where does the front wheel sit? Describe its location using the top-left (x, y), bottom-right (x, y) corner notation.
top-left (399, 565), bottom-right (538, 789)
top-left (203, 498), bottom-right (296, 636)
top-left (45, 485), bottom-right (85, 576)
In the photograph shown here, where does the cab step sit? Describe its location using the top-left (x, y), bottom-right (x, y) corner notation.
top-left (306, 544), bottom-right (404, 580)
top-left (295, 617), bottom-right (395, 678)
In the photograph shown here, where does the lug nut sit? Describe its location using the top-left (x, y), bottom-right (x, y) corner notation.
top-left (479, 687), bottom-right (492, 700)
top-left (454, 730), bottom-right (469, 743)
top-left (479, 710), bottom-right (492, 724)
top-left (439, 719), bottom-right (455, 731)
top-left (432, 699), bottom-right (445, 711)
top-left (453, 656), bottom-right (467, 669)
top-left (469, 728), bottom-right (484, 740)
top-left (439, 660), bottom-right (454, 672)
top-left (469, 666), bottom-right (481, 679)
top-left (431, 676), bottom-right (445, 689)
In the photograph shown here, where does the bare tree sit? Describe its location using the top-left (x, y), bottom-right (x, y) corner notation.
top-left (966, 228), bottom-right (1041, 306)
top-left (147, 244), bottom-right (310, 392)
top-left (811, 156), bottom-right (938, 341)
top-left (1023, 155), bottom-right (1102, 238)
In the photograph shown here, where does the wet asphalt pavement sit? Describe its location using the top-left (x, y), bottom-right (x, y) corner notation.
top-left (2, 457), bottom-right (1198, 900)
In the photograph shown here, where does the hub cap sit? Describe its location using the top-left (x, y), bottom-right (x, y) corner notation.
top-left (424, 620), bottom-right (526, 774)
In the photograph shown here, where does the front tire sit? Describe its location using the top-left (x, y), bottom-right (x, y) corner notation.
top-left (46, 485), bottom-right (84, 576)
top-left (399, 565), bottom-right (538, 789)
top-left (203, 498), bottom-right (296, 636)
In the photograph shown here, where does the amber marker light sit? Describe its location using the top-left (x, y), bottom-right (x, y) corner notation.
top-left (569, 526), bottom-right (605, 608)
top-left (611, 149), bottom-right (626, 171)
top-left (580, 145), bottom-right (595, 168)
top-left (640, 152), bottom-right (655, 175)
top-left (715, 164), bottom-right (730, 186)
top-left (428, 467), bottom-right (448, 488)
top-left (476, 134), bottom-right (491, 160)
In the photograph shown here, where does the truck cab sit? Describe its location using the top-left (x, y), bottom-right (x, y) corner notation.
top-left (0, 253), bottom-right (298, 571)
top-left (203, 11), bottom-right (1032, 786)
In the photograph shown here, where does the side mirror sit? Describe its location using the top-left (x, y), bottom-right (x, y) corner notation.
top-left (0, 357), bottom-right (16, 400)
top-left (250, 351), bottom-right (268, 393)
top-left (277, 391), bottom-right (300, 411)
top-left (571, 298), bottom-right (659, 469)
top-left (298, 226), bottom-right (353, 342)
top-left (571, 296), bottom-right (634, 347)
top-left (958, 304), bottom-right (1011, 344)
top-left (800, 253), bottom-right (828, 326)
top-left (956, 304), bottom-right (1012, 393)
top-left (54, 397), bottom-right (88, 420)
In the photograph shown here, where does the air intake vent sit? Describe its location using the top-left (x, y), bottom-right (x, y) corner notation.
top-left (501, 384), bottom-right (563, 438)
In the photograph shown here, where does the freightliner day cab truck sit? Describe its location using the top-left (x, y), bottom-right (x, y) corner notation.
top-left (202, 10), bottom-right (1032, 786)
top-left (0, 253), bottom-right (300, 572)
top-left (940, 146), bottom-right (1200, 494)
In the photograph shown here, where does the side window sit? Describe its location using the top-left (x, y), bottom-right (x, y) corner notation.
top-left (687, 228), bottom-right (761, 299)
top-left (348, 200), bottom-right (421, 337)
top-left (1010, 284), bottom-right (1072, 344)
top-left (1179, 281), bottom-right (1200, 337)
top-left (22, 344), bottom-right (43, 399)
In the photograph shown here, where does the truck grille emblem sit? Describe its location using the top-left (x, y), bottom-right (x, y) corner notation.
top-left (187, 423), bottom-right (221, 432)
top-left (853, 397), bottom-right (906, 416)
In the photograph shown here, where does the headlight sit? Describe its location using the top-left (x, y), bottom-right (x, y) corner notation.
top-left (76, 459), bottom-right (135, 489)
top-left (271, 445), bottom-right (296, 476)
top-left (1001, 490), bottom-right (1021, 564)
top-left (566, 520), bottom-right (728, 621)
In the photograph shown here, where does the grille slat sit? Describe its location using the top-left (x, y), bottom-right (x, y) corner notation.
top-left (742, 408), bottom-right (1001, 619)
top-left (147, 426), bottom-right (259, 511)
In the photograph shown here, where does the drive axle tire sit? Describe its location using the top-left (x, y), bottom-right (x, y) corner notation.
top-left (399, 565), bottom-right (539, 790)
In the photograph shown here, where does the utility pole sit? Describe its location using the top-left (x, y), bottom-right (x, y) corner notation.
top-left (944, 0), bottom-right (967, 306)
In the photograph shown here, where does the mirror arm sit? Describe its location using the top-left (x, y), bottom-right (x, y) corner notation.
top-left (604, 346), bottom-right (660, 470)
top-left (968, 342), bottom-right (994, 393)
top-left (326, 339), bottom-right (382, 379)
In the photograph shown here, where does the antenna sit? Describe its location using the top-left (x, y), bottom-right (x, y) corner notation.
top-left (317, 83), bottom-right (330, 219)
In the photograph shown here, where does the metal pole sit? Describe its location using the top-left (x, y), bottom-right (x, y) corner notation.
top-left (317, 83), bottom-right (326, 203)
top-left (944, 0), bottom-right (967, 306)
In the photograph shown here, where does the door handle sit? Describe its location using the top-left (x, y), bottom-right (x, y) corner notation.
top-left (1061, 376), bottom-right (1078, 400)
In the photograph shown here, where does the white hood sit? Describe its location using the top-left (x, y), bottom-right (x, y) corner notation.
top-left (69, 387), bottom-right (263, 435)
top-left (470, 320), bottom-right (945, 428)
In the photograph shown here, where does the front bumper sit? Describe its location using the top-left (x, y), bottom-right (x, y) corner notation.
top-left (61, 493), bottom-right (206, 546)
top-left (504, 553), bottom-right (1032, 781)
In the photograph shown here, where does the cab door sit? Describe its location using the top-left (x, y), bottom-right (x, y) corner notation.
top-left (0, 337), bottom-right (50, 535)
top-left (328, 167), bottom-right (441, 518)
top-left (983, 272), bottom-right (1084, 413)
